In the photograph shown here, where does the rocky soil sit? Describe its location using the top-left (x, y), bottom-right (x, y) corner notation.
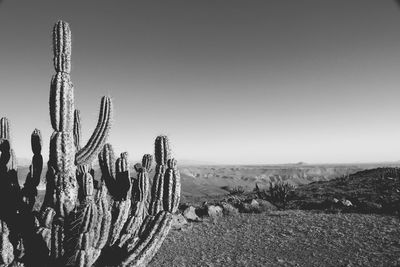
top-left (150, 211), bottom-right (400, 267)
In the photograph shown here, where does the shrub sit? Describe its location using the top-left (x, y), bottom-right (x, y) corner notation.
top-left (269, 181), bottom-right (296, 208)
top-left (229, 185), bottom-right (245, 195)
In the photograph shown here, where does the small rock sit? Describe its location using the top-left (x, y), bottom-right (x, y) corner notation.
top-left (250, 199), bottom-right (259, 207)
top-left (206, 205), bottom-right (223, 218)
top-left (183, 206), bottom-right (201, 222)
top-left (171, 214), bottom-right (188, 230)
top-left (221, 202), bottom-right (239, 216)
top-left (341, 199), bottom-right (352, 207)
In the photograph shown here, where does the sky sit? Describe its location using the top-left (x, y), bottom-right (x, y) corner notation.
top-left (1, 1), bottom-right (400, 165)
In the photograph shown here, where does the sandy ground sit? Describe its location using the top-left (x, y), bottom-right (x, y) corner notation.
top-left (150, 210), bottom-right (400, 267)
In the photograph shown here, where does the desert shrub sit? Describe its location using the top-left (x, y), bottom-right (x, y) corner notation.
top-left (253, 182), bottom-right (295, 208)
top-left (268, 182), bottom-right (296, 208)
top-left (229, 185), bottom-right (245, 195)
top-left (254, 183), bottom-right (268, 200)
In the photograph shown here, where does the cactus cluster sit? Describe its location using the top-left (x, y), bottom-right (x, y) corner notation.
top-left (0, 20), bottom-right (181, 266)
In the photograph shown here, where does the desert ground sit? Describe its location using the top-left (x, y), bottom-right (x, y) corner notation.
top-left (17, 162), bottom-right (400, 266)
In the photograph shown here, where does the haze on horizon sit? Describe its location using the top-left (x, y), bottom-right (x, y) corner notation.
top-left (1, 1), bottom-right (400, 165)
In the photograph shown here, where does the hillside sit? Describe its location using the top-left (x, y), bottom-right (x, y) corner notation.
top-left (288, 167), bottom-right (400, 215)
top-left (16, 162), bottom-right (400, 203)
top-left (150, 167), bottom-right (400, 266)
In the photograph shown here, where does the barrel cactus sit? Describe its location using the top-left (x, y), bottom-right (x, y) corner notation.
top-left (0, 20), bottom-right (181, 266)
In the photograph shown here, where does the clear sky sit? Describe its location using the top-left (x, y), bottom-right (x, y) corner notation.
top-left (1, 1), bottom-right (400, 165)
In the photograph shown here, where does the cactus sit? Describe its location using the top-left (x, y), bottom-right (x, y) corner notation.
top-left (0, 20), bottom-right (180, 266)
top-left (0, 21), bottom-right (180, 266)
top-left (21, 129), bottom-right (44, 210)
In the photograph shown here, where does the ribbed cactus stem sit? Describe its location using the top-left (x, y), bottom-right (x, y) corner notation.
top-left (163, 158), bottom-right (181, 213)
top-left (53, 20), bottom-right (71, 73)
top-left (49, 72), bottom-right (74, 132)
top-left (98, 144), bottom-right (116, 195)
top-left (108, 153), bottom-right (131, 246)
top-left (75, 96), bottom-right (112, 166)
top-left (22, 129), bottom-right (44, 210)
top-left (7, 149), bottom-right (17, 172)
top-left (154, 136), bottom-right (170, 165)
top-left (73, 109), bottom-right (82, 151)
top-left (116, 152), bottom-right (131, 201)
top-left (142, 154), bottom-right (152, 172)
top-left (0, 140), bottom-right (10, 173)
top-left (31, 129), bottom-right (43, 186)
top-left (64, 170), bottom-right (97, 266)
top-left (122, 211), bottom-right (173, 267)
top-left (0, 117), bottom-right (10, 140)
top-left (48, 21), bottom-right (77, 217)
top-left (31, 129), bottom-right (42, 155)
top-left (150, 136), bottom-right (171, 215)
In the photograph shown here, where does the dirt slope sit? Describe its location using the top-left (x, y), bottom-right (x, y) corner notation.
top-left (150, 211), bottom-right (400, 267)
top-left (289, 167), bottom-right (400, 214)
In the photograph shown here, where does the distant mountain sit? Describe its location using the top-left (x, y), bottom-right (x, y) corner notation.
top-left (177, 159), bottom-right (217, 166)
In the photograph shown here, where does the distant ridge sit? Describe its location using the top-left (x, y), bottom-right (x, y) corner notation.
top-left (16, 157), bottom-right (400, 167)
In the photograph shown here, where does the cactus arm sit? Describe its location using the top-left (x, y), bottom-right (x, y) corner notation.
top-left (163, 158), bottom-right (181, 213)
top-left (120, 211), bottom-right (173, 267)
top-left (22, 129), bottom-right (44, 210)
top-left (75, 96), bottom-right (112, 166)
top-left (149, 136), bottom-right (170, 215)
top-left (64, 171), bottom-right (97, 267)
top-left (142, 154), bottom-right (153, 172)
top-left (117, 154), bottom-right (151, 248)
top-left (92, 183), bottom-right (111, 262)
top-left (73, 109), bottom-right (82, 151)
top-left (108, 153), bottom-right (131, 246)
top-left (98, 143), bottom-right (117, 195)
top-left (0, 117), bottom-right (10, 140)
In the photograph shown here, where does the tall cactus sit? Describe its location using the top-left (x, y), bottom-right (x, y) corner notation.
top-left (43, 20), bottom-right (112, 218)
top-left (0, 20), bottom-right (180, 267)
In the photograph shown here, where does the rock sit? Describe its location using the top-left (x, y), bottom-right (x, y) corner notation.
top-left (221, 202), bottom-right (239, 216)
top-left (171, 214), bottom-right (188, 230)
top-left (250, 199), bottom-right (259, 207)
top-left (341, 199), bottom-right (352, 207)
top-left (206, 205), bottom-right (223, 218)
top-left (183, 206), bottom-right (201, 222)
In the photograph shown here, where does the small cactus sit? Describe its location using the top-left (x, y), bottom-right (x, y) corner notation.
top-left (21, 129), bottom-right (44, 210)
